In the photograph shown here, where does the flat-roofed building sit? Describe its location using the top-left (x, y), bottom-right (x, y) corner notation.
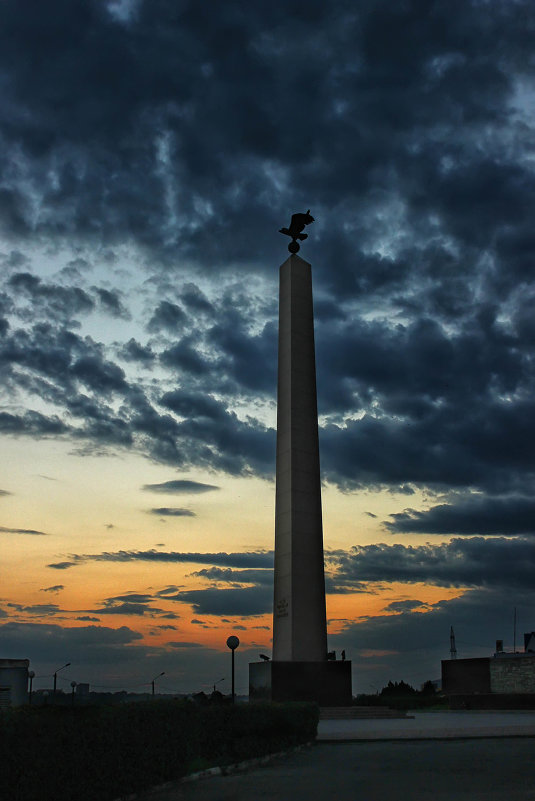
top-left (0, 658), bottom-right (29, 707)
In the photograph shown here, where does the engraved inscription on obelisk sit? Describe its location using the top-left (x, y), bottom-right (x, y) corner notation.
top-left (272, 252), bottom-right (328, 662)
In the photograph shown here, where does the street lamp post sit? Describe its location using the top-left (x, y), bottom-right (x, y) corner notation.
top-left (213, 677), bottom-right (225, 693)
top-left (151, 672), bottom-right (165, 697)
top-left (28, 670), bottom-right (35, 705)
top-left (226, 636), bottom-right (239, 703)
top-left (71, 681), bottom-right (77, 707)
top-left (53, 662), bottom-right (71, 696)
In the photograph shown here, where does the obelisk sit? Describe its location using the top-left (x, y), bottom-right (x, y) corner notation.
top-left (249, 212), bottom-right (352, 705)
top-left (272, 251), bottom-right (328, 661)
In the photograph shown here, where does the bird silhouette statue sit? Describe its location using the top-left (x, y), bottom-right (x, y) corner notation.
top-left (279, 210), bottom-right (315, 253)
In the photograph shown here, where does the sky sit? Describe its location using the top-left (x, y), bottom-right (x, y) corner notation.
top-left (1, 0), bottom-right (535, 697)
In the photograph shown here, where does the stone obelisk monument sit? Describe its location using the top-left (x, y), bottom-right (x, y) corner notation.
top-left (249, 212), bottom-right (352, 704)
top-left (272, 249), bottom-right (327, 662)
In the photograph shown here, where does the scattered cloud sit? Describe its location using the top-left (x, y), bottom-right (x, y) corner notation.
top-left (93, 602), bottom-right (161, 616)
top-left (383, 600), bottom-right (429, 614)
top-left (142, 480), bottom-right (220, 494)
top-left (149, 508), bottom-right (196, 517)
top-left (8, 603), bottom-right (60, 617)
top-left (167, 641), bottom-right (203, 649)
top-left (0, 526), bottom-right (47, 535)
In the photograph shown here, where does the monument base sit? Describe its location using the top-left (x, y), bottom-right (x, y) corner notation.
top-left (249, 660), bottom-right (352, 706)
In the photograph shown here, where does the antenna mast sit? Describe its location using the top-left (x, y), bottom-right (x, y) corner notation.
top-left (450, 626), bottom-right (457, 660)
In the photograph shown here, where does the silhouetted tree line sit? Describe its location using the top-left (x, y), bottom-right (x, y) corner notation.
top-left (354, 679), bottom-right (445, 710)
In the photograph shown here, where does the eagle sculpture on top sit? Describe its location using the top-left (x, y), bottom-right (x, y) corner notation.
top-left (279, 210), bottom-right (314, 253)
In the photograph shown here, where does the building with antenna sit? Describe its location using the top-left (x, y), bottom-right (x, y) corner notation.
top-left (442, 632), bottom-right (535, 708)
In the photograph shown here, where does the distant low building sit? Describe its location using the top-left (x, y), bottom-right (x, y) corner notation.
top-left (442, 633), bottom-right (535, 708)
top-left (0, 658), bottom-right (30, 707)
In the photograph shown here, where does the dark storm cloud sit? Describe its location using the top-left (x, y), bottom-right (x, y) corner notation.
top-left (316, 309), bottom-right (535, 493)
top-left (329, 537), bottom-right (535, 591)
top-left (0, 618), bottom-right (230, 692)
top-left (386, 495), bottom-right (535, 536)
top-left (142, 480), bottom-right (219, 494)
top-left (93, 602), bottom-right (160, 616)
top-left (0, 621), bottom-right (144, 666)
top-left (149, 507), bottom-right (196, 517)
top-left (159, 338), bottom-right (213, 377)
top-left (118, 338), bottom-right (155, 363)
top-left (0, 411), bottom-right (68, 437)
top-left (190, 567), bottom-right (273, 586)
top-left (1, 249), bottom-right (29, 269)
top-left (180, 284), bottom-right (214, 316)
top-left (320, 397), bottom-right (535, 494)
top-left (93, 287), bottom-right (130, 318)
top-left (159, 391), bottom-right (227, 422)
top-left (80, 594), bottom-right (175, 621)
top-left (0, 525), bottom-right (48, 535)
top-left (155, 401), bottom-right (274, 477)
top-left (0, 0), bottom-right (533, 506)
top-left (0, 322), bottom-right (127, 398)
top-left (47, 549), bottom-right (273, 569)
top-left (0, 311), bottom-right (275, 474)
top-left (71, 355), bottom-right (127, 393)
top-left (101, 592), bottom-right (154, 604)
top-left (169, 586), bottom-right (272, 617)
top-left (383, 600), bottom-right (428, 613)
top-left (8, 272), bottom-right (95, 319)
top-left (0, 0), bottom-right (524, 265)
top-left (147, 301), bottom-right (187, 332)
top-left (8, 602), bottom-right (60, 616)
top-left (45, 537), bottom-right (535, 595)
top-left (207, 317), bottom-right (277, 394)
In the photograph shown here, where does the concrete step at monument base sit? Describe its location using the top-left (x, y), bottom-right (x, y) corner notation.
top-left (319, 706), bottom-right (410, 719)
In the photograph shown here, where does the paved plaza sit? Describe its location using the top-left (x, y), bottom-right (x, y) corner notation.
top-left (135, 712), bottom-right (535, 801)
top-left (317, 709), bottom-right (535, 740)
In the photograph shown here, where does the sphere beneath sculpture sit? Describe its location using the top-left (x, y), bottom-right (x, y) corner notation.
top-left (288, 240), bottom-right (300, 254)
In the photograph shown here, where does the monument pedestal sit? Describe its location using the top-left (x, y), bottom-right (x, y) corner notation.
top-left (249, 660), bottom-right (352, 706)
